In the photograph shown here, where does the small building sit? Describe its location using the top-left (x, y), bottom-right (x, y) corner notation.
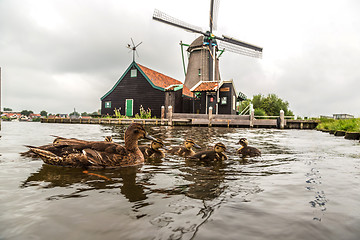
top-left (101, 61), bottom-right (193, 118)
top-left (1, 112), bottom-right (21, 120)
top-left (58, 114), bottom-right (69, 118)
top-left (333, 114), bottom-right (354, 119)
top-left (190, 79), bottom-right (238, 114)
top-left (100, 61), bottom-right (243, 117)
top-left (29, 113), bottom-right (41, 119)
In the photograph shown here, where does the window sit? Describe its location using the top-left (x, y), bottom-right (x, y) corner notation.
top-left (131, 69), bottom-right (137, 77)
top-left (221, 97), bottom-right (227, 105)
top-left (105, 101), bottom-right (111, 108)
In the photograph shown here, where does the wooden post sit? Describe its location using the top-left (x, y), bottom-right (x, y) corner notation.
top-left (208, 107), bottom-right (213, 127)
top-left (168, 106), bottom-right (173, 126)
top-left (250, 109), bottom-right (254, 128)
top-left (280, 110), bottom-right (285, 129)
top-left (161, 106), bottom-right (165, 125)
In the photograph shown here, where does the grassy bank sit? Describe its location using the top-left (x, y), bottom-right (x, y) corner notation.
top-left (316, 118), bottom-right (360, 132)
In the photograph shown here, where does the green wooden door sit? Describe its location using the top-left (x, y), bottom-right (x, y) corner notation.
top-left (125, 99), bottom-right (133, 117)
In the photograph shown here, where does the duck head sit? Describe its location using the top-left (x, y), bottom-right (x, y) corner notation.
top-left (184, 139), bottom-right (201, 150)
top-left (238, 138), bottom-right (249, 147)
top-left (151, 139), bottom-right (169, 151)
top-left (125, 123), bottom-right (156, 151)
top-left (214, 142), bottom-right (226, 153)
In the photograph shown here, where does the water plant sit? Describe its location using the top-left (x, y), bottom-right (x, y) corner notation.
top-left (134, 105), bottom-right (154, 119)
top-left (317, 118), bottom-right (360, 132)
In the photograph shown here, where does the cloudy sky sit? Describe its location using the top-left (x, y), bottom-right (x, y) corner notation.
top-left (1, 0), bottom-right (359, 117)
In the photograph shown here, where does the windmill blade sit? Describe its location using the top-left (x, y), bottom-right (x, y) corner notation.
top-left (135, 41), bottom-right (142, 48)
top-left (131, 38), bottom-right (136, 47)
top-left (210, 0), bottom-right (220, 31)
top-left (153, 9), bottom-right (204, 35)
top-left (216, 35), bottom-right (263, 58)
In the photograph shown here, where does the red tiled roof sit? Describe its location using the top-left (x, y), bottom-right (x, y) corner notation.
top-left (182, 85), bottom-right (193, 97)
top-left (138, 64), bottom-right (182, 89)
top-left (191, 81), bottom-right (218, 92)
top-left (137, 63), bottom-right (193, 97)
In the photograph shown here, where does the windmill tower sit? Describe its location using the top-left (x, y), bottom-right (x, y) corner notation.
top-left (153, 0), bottom-right (263, 90)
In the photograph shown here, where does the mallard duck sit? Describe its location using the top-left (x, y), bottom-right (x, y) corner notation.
top-left (168, 138), bottom-right (201, 157)
top-left (28, 123), bottom-right (156, 168)
top-left (237, 138), bottom-right (261, 157)
top-left (139, 139), bottom-right (168, 159)
top-left (22, 135), bottom-right (114, 158)
top-left (190, 142), bottom-right (227, 161)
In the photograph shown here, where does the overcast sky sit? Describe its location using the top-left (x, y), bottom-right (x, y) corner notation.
top-left (1, 0), bottom-right (359, 117)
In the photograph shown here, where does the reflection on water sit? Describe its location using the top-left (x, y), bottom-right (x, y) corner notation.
top-left (1, 122), bottom-right (360, 240)
top-left (21, 164), bottom-right (147, 202)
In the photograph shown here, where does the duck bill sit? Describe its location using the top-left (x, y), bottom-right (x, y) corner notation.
top-left (161, 145), bottom-right (170, 150)
top-left (144, 133), bottom-right (157, 141)
top-left (193, 143), bottom-right (201, 149)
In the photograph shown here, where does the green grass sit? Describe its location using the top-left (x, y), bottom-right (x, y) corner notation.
top-left (317, 118), bottom-right (360, 132)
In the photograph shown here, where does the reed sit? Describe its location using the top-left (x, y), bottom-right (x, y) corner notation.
top-left (317, 118), bottom-right (360, 132)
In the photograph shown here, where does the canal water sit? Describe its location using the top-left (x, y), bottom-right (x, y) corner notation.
top-left (0, 121), bottom-right (359, 240)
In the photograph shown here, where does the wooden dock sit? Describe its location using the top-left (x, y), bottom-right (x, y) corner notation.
top-left (41, 113), bottom-right (319, 129)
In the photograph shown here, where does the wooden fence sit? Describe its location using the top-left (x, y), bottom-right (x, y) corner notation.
top-left (42, 106), bottom-right (319, 129)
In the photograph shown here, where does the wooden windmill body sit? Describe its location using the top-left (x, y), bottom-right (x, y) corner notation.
top-left (184, 35), bottom-right (221, 90)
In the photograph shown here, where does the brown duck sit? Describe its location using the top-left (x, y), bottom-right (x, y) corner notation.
top-left (237, 138), bottom-right (261, 157)
top-left (28, 123), bottom-right (156, 168)
top-left (139, 139), bottom-right (168, 159)
top-left (190, 142), bottom-right (227, 161)
top-left (167, 138), bottom-right (201, 157)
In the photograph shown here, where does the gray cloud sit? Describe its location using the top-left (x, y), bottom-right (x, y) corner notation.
top-left (1, 0), bottom-right (359, 117)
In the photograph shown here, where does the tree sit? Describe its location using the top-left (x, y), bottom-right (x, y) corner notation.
top-left (251, 94), bottom-right (293, 116)
top-left (3, 107), bottom-right (12, 111)
top-left (81, 112), bottom-right (89, 116)
top-left (254, 108), bottom-right (266, 116)
top-left (21, 110), bottom-right (34, 116)
top-left (69, 111), bottom-right (80, 118)
top-left (40, 110), bottom-right (48, 117)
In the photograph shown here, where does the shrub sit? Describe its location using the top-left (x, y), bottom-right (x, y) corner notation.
top-left (134, 105), bottom-right (153, 119)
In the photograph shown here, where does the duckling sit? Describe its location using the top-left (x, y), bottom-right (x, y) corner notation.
top-left (168, 138), bottom-right (201, 157)
top-left (190, 142), bottom-right (227, 161)
top-left (28, 123), bottom-right (156, 168)
top-left (104, 136), bottom-right (113, 142)
top-left (139, 139), bottom-right (168, 159)
top-left (237, 138), bottom-right (261, 157)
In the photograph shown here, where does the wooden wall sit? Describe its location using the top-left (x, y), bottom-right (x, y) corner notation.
top-left (218, 83), bottom-right (237, 115)
top-left (101, 66), bottom-right (165, 117)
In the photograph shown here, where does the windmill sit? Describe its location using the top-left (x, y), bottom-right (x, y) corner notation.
top-left (127, 38), bottom-right (142, 62)
top-left (153, 0), bottom-right (263, 90)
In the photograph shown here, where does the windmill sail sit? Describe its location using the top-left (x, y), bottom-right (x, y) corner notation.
top-left (217, 35), bottom-right (262, 58)
top-left (210, 0), bottom-right (220, 31)
top-left (153, 9), bottom-right (204, 35)
top-left (153, 0), bottom-right (263, 85)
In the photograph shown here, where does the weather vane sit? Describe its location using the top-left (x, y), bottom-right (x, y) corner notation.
top-left (127, 38), bottom-right (142, 62)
